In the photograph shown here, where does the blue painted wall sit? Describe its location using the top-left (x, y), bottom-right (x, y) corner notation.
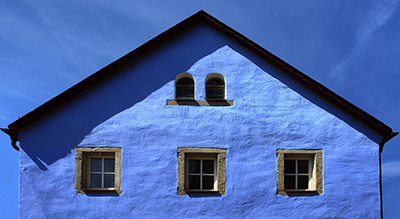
top-left (19, 23), bottom-right (383, 218)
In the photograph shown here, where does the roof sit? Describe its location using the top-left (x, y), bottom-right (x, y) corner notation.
top-left (3, 10), bottom-right (397, 151)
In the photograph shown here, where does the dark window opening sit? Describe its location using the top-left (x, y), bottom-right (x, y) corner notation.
top-left (188, 158), bottom-right (216, 190)
top-left (176, 78), bottom-right (194, 100)
top-left (206, 78), bottom-right (225, 100)
top-left (284, 159), bottom-right (310, 190)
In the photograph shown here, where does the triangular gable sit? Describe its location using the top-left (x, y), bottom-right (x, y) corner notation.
top-left (2, 10), bottom-right (397, 151)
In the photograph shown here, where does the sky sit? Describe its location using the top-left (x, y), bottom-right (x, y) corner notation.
top-left (1, 0), bottom-right (399, 218)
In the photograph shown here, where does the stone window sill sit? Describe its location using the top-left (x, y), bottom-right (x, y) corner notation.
top-left (183, 190), bottom-right (222, 196)
top-left (167, 99), bottom-right (234, 106)
top-left (277, 190), bottom-right (321, 196)
top-left (80, 188), bottom-right (122, 195)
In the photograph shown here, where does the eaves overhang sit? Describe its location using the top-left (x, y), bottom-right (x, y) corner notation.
top-left (3, 10), bottom-right (397, 152)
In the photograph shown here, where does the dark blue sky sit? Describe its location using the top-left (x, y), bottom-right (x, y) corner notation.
top-left (1, 1), bottom-right (399, 218)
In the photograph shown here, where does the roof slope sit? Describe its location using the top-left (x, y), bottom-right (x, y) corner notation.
top-left (3, 10), bottom-right (397, 151)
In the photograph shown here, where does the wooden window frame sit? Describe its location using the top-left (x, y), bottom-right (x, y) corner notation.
top-left (87, 155), bottom-right (115, 189)
top-left (175, 78), bottom-right (195, 100)
top-left (175, 73), bottom-right (195, 100)
top-left (283, 155), bottom-right (313, 191)
top-left (205, 77), bottom-right (225, 100)
top-left (186, 155), bottom-right (217, 191)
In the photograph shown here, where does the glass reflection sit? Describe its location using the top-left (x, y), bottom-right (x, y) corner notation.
top-left (189, 160), bottom-right (200, 173)
top-left (188, 175), bottom-right (200, 189)
top-left (91, 158), bottom-right (102, 172)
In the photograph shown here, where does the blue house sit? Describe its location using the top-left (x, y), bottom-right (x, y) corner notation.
top-left (2, 11), bottom-right (397, 218)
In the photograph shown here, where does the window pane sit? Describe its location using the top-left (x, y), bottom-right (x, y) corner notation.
top-left (104, 159), bottom-right (115, 172)
top-left (284, 160), bottom-right (295, 174)
top-left (298, 176), bottom-right (309, 189)
top-left (202, 176), bottom-right (214, 189)
top-left (91, 174), bottom-right (102, 188)
top-left (298, 160), bottom-right (309, 173)
top-left (206, 78), bottom-right (224, 86)
top-left (178, 96), bottom-right (194, 100)
top-left (177, 78), bottom-right (193, 85)
top-left (202, 160), bottom-right (214, 174)
top-left (91, 158), bottom-right (102, 172)
top-left (206, 95), bottom-right (224, 100)
top-left (176, 78), bottom-right (194, 100)
top-left (206, 77), bottom-right (225, 100)
top-left (104, 174), bottom-right (115, 188)
top-left (176, 88), bottom-right (194, 96)
top-left (189, 160), bottom-right (200, 173)
top-left (207, 89), bottom-right (224, 96)
top-left (188, 175), bottom-right (200, 189)
top-left (284, 175), bottom-right (295, 190)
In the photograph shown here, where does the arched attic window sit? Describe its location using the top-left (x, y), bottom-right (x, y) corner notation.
top-left (205, 73), bottom-right (225, 100)
top-left (175, 73), bottom-right (195, 100)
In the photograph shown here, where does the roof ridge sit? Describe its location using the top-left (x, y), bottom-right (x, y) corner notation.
top-left (4, 10), bottom-right (397, 152)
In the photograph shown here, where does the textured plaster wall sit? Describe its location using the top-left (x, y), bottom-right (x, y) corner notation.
top-left (19, 24), bottom-right (382, 218)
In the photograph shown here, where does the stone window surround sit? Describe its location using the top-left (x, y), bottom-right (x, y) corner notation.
top-left (75, 147), bottom-right (122, 195)
top-left (276, 149), bottom-right (323, 196)
top-left (177, 147), bottom-right (227, 195)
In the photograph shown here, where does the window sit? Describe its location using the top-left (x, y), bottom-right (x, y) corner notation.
top-left (205, 73), bottom-right (225, 100)
top-left (175, 73), bottom-right (194, 100)
top-left (276, 149), bottom-right (323, 196)
top-left (177, 147), bottom-right (227, 195)
top-left (167, 72), bottom-right (233, 106)
top-left (89, 156), bottom-right (115, 189)
top-left (187, 156), bottom-right (216, 191)
top-left (284, 155), bottom-right (313, 190)
top-left (75, 147), bottom-right (122, 194)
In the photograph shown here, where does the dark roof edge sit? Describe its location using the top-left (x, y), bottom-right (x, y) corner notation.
top-left (200, 12), bottom-right (397, 149)
top-left (7, 10), bottom-right (397, 150)
top-left (7, 10), bottom-right (206, 132)
top-left (1, 128), bottom-right (19, 151)
top-left (380, 132), bottom-right (399, 153)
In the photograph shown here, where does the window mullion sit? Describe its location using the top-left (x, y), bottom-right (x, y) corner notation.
top-left (87, 158), bottom-right (92, 188)
top-left (200, 159), bottom-right (203, 190)
top-left (308, 158), bottom-right (312, 188)
top-left (214, 158), bottom-right (217, 190)
top-left (101, 158), bottom-right (105, 188)
top-left (295, 160), bottom-right (298, 190)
